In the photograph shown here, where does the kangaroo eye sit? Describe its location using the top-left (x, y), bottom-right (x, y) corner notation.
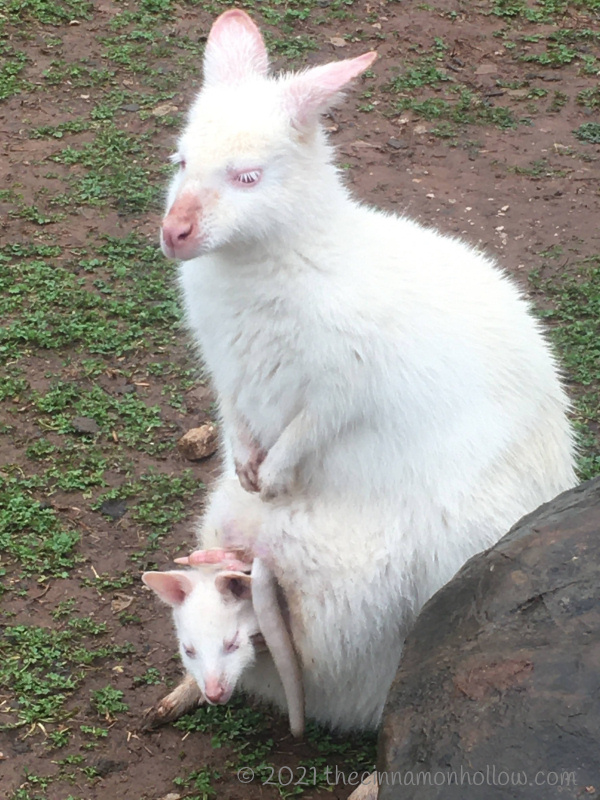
top-left (224, 635), bottom-right (240, 654)
top-left (184, 645), bottom-right (196, 658)
top-left (232, 169), bottom-right (262, 187)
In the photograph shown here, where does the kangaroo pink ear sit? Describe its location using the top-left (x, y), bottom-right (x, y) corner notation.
top-left (215, 571), bottom-right (252, 601)
top-left (284, 51), bottom-right (377, 128)
top-left (142, 571), bottom-right (195, 607)
top-left (203, 9), bottom-right (269, 87)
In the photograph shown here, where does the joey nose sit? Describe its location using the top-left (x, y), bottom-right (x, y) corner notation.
top-left (204, 677), bottom-right (228, 704)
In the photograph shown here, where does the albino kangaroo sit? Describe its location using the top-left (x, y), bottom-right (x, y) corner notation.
top-left (144, 477), bottom-right (434, 735)
top-left (162, 10), bottom-right (575, 517)
top-left (146, 7), bottom-right (576, 738)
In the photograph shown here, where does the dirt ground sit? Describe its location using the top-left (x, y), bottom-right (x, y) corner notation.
top-left (1, 0), bottom-right (599, 798)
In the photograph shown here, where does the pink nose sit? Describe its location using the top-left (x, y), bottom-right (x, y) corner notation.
top-left (161, 217), bottom-right (196, 251)
top-left (204, 677), bottom-right (228, 704)
top-left (161, 193), bottom-right (203, 259)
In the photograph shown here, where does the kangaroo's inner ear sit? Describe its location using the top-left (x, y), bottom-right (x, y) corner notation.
top-left (282, 51), bottom-right (377, 129)
top-left (142, 571), bottom-right (195, 607)
top-left (215, 571), bottom-right (253, 601)
top-left (203, 9), bottom-right (270, 88)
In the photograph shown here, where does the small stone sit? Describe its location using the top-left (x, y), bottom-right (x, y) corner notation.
top-left (387, 137), bottom-right (408, 150)
top-left (91, 758), bottom-right (126, 777)
top-left (121, 103), bottom-right (140, 112)
top-left (152, 103), bottom-right (178, 117)
top-left (178, 424), bottom-right (219, 461)
top-left (99, 499), bottom-right (128, 520)
top-left (71, 416), bottom-right (100, 435)
top-left (116, 384), bottom-right (136, 395)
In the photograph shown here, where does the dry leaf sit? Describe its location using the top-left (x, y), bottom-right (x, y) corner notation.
top-left (152, 103), bottom-right (178, 117)
top-left (111, 594), bottom-right (134, 613)
top-left (475, 64), bottom-right (497, 75)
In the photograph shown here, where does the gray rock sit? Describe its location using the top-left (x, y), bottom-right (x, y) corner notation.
top-left (71, 415), bottom-right (100, 435)
top-left (378, 478), bottom-right (600, 800)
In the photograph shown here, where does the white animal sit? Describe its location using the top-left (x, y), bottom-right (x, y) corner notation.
top-left (148, 8), bottom-right (577, 735)
top-left (144, 477), bottom-right (424, 733)
top-left (162, 9), bottom-right (575, 520)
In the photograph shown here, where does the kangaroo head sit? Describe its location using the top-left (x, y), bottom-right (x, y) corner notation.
top-left (161, 9), bottom-right (376, 261)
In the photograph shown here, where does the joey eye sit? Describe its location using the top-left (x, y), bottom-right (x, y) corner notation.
top-left (184, 645), bottom-right (196, 659)
top-left (224, 634), bottom-right (240, 654)
top-left (231, 169), bottom-right (262, 187)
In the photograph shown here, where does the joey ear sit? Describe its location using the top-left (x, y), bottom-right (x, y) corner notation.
top-left (142, 571), bottom-right (195, 607)
top-left (215, 571), bottom-right (252, 601)
top-left (284, 51), bottom-right (377, 129)
top-left (203, 10), bottom-right (269, 87)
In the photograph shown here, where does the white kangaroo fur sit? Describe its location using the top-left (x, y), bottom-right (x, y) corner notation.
top-left (147, 9), bottom-right (577, 734)
top-left (145, 477), bottom-right (430, 733)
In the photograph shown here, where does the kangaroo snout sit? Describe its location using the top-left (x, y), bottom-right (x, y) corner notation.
top-left (203, 676), bottom-right (231, 704)
top-left (161, 194), bottom-right (204, 260)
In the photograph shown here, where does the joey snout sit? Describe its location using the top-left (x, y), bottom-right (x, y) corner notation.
top-left (203, 675), bottom-right (233, 705)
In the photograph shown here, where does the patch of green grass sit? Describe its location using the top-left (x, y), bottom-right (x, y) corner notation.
top-left (33, 382), bottom-right (174, 455)
top-left (51, 123), bottom-right (160, 212)
top-left (507, 158), bottom-right (568, 177)
top-left (488, 0), bottom-right (600, 22)
top-left (133, 666), bottom-right (162, 685)
top-left (548, 90), bottom-right (568, 112)
top-left (0, 618), bottom-right (132, 729)
top-left (573, 122), bottom-right (600, 143)
top-left (43, 59), bottom-right (116, 88)
top-left (577, 86), bottom-right (600, 109)
top-left (537, 256), bottom-right (600, 387)
top-left (31, 119), bottom-right (90, 139)
top-left (394, 88), bottom-right (520, 129)
top-left (0, 364), bottom-right (28, 401)
top-left (0, 472), bottom-right (81, 580)
top-left (27, 439), bottom-right (109, 493)
top-left (174, 698), bottom-right (376, 797)
top-left (388, 53), bottom-right (451, 92)
top-left (80, 724), bottom-right (109, 738)
top-left (0, 236), bottom-right (181, 365)
top-left (47, 727), bottom-right (72, 749)
top-left (94, 469), bottom-right (201, 551)
top-left (521, 42), bottom-right (578, 67)
top-left (9, 201), bottom-right (63, 226)
top-left (174, 768), bottom-right (219, 800)
top-left (0, 40), bottom-right (29, 101)
top-left (81, 571), bottom-right (135, 592)
top-left (264, 31), bottom-right (318, 61)
top-left (4, 0), bottom-right (92, 25)
top-left (90, 686), bottom-right (129, 718)
top-left (531, 254), bottom-right (600, 480)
